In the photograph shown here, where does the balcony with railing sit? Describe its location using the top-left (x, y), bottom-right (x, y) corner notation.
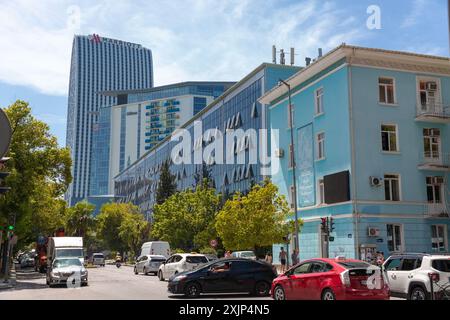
top-left (424, 203), bottom-right (449, 218)
top-left (416, 103), bottom-right (450, 123)
top-left (418, 152), bottom-right (450, 171)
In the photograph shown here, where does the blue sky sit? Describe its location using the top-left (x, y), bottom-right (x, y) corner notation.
top-left (0, 0), bottom-right (448, 146)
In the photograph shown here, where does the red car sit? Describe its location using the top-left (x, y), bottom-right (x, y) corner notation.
top-left (271, 257), bottom-right (390, 300)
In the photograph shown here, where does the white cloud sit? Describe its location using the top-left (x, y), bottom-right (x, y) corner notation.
top-left (0, 0), bottom-right (368, 95)
top-left (401, 0), bottom-right (427, 28)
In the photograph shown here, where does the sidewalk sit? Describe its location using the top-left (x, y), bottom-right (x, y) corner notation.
top-left (0, 265), bottom-right (17, 290)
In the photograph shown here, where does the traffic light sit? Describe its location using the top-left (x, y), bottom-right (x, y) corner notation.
top-left (329, 217), bottom-right (335, 233)
top-left (0, 157), bottom-right (11, 195)
top-left (320, 217), bottom-right (328, 233)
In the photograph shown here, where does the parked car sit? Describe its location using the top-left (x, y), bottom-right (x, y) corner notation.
top-left (168, 258), bottom-right (277, 298)
top-left (231, 251), bottom-right (257, 260)
top-left (158, 253), bottom-right (209, 281)
top-left (20, 253), bottom-right (36, 268)
top-left (134, 255), bottom-right (166, 275)
top-left (92, 253), bottom-right (105, 267)
top-left (382, 253), bottom-right (450, 300)
top-left (271, 257), bottom-right (389, 300)
top-left (46, 258), bottom-right (88, 287)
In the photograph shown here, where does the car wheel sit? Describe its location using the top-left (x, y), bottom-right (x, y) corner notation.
top-left (185, 282), bottom-right (201, 298)
top-left (254, 281), bottom-right (270, 297)
top-left (134, 267), bottom-right (138, 275)
top-left (321, 289), bottom-right (336, 300)
top-left (158, 270), bottom-right (165, 281)
top-left (273, 285), bottom-right (286, 300)
top-left (409, 286), bottom-right (427, 300)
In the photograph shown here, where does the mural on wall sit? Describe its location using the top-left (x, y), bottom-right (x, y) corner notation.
top-left (297, 124), bottom-right (315, 207)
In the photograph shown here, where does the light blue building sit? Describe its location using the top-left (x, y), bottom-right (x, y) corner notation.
top-left (260, 45), bottom-right (450, 263)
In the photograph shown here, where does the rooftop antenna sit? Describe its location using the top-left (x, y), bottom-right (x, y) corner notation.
top-left (280, 49), bottom-right (286, 65)
top-left (290, 48), bottom-right (295, 66)
top-left (318, 48), bottom-right (323, 58)
top-left (272, 45), bottom-right (277, 64)
top-left (305, 57), bottom-right (312, 66)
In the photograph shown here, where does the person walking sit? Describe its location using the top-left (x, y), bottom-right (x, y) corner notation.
top-left (265, 252), bottom-right (273, 265)
top-left (291, 249), bottom-right (299, 266)
top-left (279, 247), bottom-right (287, 273)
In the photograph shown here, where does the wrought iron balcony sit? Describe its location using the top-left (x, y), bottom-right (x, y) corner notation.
top-left (416, 103), bottom-right (450, 123)
top-left (424, 203), bottom-right (449, 218)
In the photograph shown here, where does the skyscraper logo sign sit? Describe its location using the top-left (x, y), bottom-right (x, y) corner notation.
top-left (89, 34), bottom-right (102, 44)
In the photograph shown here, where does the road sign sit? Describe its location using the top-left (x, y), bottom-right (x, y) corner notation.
top-left (210, 239), bottom-right (218, 248)
top-left (0, 108), bottom-right (12, 159)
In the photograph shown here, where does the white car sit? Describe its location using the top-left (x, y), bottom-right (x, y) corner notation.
top-left (383, 253), bottom-right (450, 300)
top-left (158, 253), bottom-right (209, 281)
top-left (231, 251), bottom-right (257, 260)
top-left (92, 253), bottom-right (105, 267)
top-left (134, 255), bottom-right (166, 275)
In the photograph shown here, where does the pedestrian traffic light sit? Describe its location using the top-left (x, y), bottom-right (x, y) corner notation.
top-left (320, 217), bottom-right (328, 233)
top-left (329, 217), bottom-right (335, 233)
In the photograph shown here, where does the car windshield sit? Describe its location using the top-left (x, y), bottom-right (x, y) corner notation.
top-left (53, 259), bottom-right (82, 268)
top-left (56, 248), bottom-right (84, 258)
top-left (338, 261), bottom-right (371, 269)
top-left (150, 258), bottom-right (166, 262)
top-left (432, 259), bottom-right (450, 272)
top-left (93, 254), bottom-right (104, 258)
top-left (186, 256), bottom-right (208, 264)
top-left (240, 252), bottom-right (255, 257)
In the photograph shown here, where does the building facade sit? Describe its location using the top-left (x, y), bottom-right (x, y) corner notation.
top-left (89, 82), bottom-right (234, 197)
top-left (261, 45), bottom-right (450, 263)
top-left (66, 34), bottom-right (153, 206)
top-left (114, 63), bottom-right (300, 220)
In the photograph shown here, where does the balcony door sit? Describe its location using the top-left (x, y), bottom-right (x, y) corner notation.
top-left (418, 78), bottom-right (442, 114)
top-left (423, 128), bottom-right (441, 163)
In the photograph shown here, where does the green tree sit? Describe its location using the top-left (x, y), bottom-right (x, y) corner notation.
top-left (152, 179), bottom-right (220, 251)
top-left (65, 201), bottom-right (96, 237)
top-left (215, 179), bottom-right (300, 251)
top-left (118, 206), bottom-right (151, 258)
top-left (155, 160), bottom-right (177, 205)
top-left (0, 101), bottom-right (72, 248)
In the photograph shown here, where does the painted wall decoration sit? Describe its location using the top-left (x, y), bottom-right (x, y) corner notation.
top-left (297, 124), bottom-right (315, 207)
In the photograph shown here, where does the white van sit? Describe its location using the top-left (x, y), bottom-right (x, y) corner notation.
top-left (140, 241), bottom-right (171, 259)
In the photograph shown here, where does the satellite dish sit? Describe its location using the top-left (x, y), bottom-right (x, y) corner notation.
top-left (0, 108), bottom-right (12, 158)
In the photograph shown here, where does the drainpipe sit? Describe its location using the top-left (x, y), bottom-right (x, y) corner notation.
top-left (348, 50), bottom-right (360, 259)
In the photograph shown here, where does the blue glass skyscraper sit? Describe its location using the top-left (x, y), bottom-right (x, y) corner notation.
top-left (66, 34), bottom-right (153, 206)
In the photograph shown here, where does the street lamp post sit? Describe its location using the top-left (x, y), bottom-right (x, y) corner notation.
top-left (279, 79), bottom-right (300, 255)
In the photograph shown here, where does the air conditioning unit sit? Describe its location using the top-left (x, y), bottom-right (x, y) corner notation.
top-left (368, 228), bottom-right (380, 237)
top-left (426, 82), bottom-right (438, 91)
top-left (370, 176), bottom-right (383, 187)
top-left (275, 148), bottom-right (285, 158)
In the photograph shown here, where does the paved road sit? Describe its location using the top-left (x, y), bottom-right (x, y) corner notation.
top-left (0, 265), bottom-right (270, 300)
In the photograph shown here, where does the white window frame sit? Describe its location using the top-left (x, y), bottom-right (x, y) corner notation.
top-left (416, 76), bottom-right (442, 109)
top-left (384, 174), bottom-right (402, 202)
top-left (387, 223), bottom-right (404, 253)
top-left (318, 178), bottom-right (325, 205)
top-left (314, 87), bottom-right (324, 116)
top-left (378, 77), bottom-right (397, 105)
top-left (426, 176), bottom-right (444, 204)
top-left (316, 132), bottom-right (326, 161)
top-left (381, 123), bottom-right (399, 153)
top-left (431, 224), bottom-right (448, 253)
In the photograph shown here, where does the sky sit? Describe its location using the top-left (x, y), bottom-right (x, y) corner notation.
top-left (0, 0), bottom-right (448, 146)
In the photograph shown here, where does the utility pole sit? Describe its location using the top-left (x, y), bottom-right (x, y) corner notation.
top-left (278, 79), bottom-right (300, 256)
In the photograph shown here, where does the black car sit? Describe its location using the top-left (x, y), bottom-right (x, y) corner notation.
top-left (168, 258), bottom-right (277, 298)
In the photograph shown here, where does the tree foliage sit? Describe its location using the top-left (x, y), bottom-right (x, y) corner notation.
top-left (152, 180), bottom-right (221, 251)
top-left (96, 202), bottom-right (150, 256)
top-left (0, 101), bottom-right (72, 247)
top-left (65, 201), bottom-right (96, 237)
top-left (155, 160), bottom-right (177, 205)
top-left (215, 179), bottom-right (300, 251)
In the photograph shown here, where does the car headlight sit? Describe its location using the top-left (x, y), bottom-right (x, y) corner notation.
top-left (173, 275), bottom-right (187, 282)
top-left (81, 270), bottom-right (88, 276)
top-left (51, 272), bottom-right (60, 277)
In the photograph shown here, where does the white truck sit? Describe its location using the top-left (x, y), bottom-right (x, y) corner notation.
top-left (47, 237), bottom-right (84, 267)
top-left (140, 241), bottom-right (171, 259)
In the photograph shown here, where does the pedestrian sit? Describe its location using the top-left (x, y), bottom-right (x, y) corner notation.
top-left (291, 249), bottom-right (299, 266)
top-left (279, 247), bottom-right (287, 273)
top-left (376, 251), bottom-right (385, 266)
top-left (265, 252), bottom-right (273, 265)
